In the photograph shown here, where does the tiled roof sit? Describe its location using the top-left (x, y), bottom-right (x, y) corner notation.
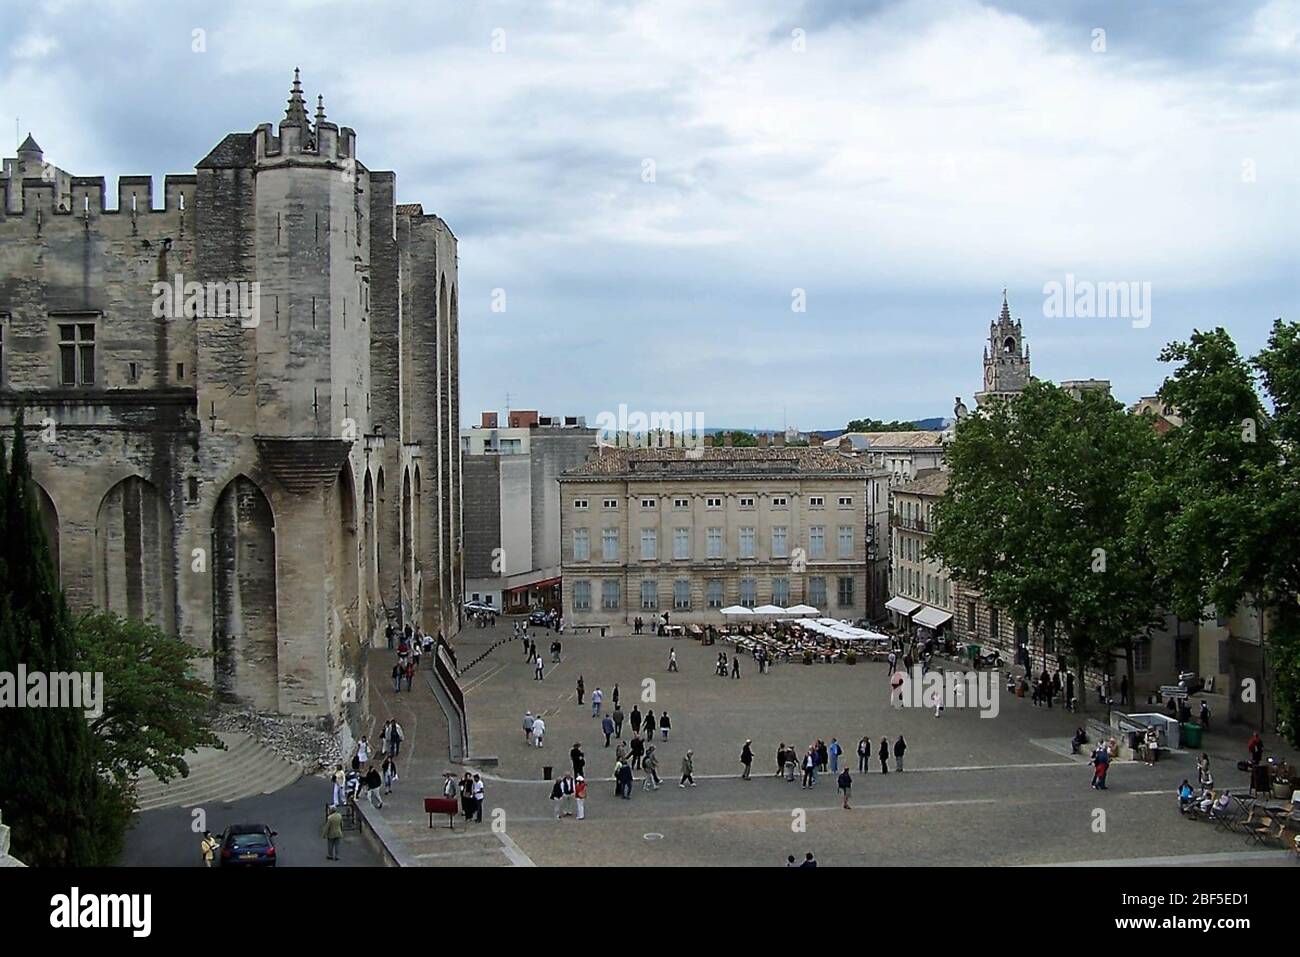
top-left (561, 445), bottom-right (875, 480)
top-left (843, 430), bottom-right (946, 449)
top-left (197, 133), bottom-right (255, 169)
top-left (395, 203), bottom-right (424, 215)
top-left (894, 469), bottom-right (950, 497)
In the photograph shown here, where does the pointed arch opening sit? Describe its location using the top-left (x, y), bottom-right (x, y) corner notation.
top-left (212, 476), bottom-right (278, 710)
top-left (34, 482), bottom-right (60, 585)
top-left (95, 475), bottom-right (176, 633)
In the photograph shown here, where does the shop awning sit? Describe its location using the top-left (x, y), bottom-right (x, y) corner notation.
top-left (913, 605), bottom-right (953, 629)
top-left (885, 596), bottom-right (921, 616)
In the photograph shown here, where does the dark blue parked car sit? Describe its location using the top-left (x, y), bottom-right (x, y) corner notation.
top-left (219, 823), bottom-right (278, 867)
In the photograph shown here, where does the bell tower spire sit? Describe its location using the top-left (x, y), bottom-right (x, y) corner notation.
top-left (974, 289), bottom-right (1031, 407)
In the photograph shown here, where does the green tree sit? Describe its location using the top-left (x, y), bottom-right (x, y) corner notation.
top-left (1135, 324), bottom-right (1300, 742)
top-left (930, 381), bottom-right (1164, 708)
top-left (76, 610), bottom-right (222, 786)
top-left (0, 412), bottom-right (124, 865)
top-left (845, 418), bottom-right (918, 432)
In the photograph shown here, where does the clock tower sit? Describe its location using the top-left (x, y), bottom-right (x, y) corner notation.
top-left (974, 290), bottom-right (1030, 407)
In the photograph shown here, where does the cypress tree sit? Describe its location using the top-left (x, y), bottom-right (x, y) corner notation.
top-left (0, 410), bottom-right (105, 865)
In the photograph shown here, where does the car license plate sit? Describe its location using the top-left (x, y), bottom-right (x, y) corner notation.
top-left (240, 853), bottom-right (256, 860)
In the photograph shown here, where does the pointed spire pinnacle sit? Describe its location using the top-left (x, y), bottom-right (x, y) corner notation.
top-left (315, 94), bottom-right (327, 126)
top-left (999, 288), bottom-right (1012, 324)
top-left (283, 67), bottom-right (309, 127)
top-left (18, 132), bottom-right (41, 155)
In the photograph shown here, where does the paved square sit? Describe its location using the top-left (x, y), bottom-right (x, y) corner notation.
top-left (443, 627), bottom-right (1295, 867)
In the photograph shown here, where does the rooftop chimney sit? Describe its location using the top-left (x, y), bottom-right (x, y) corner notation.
top-left (723, 432), bottom-right (734, 447)
top-left (758, 433), bottom-right (770, 448)
top-left (774, 432), bottom-right (786, 448)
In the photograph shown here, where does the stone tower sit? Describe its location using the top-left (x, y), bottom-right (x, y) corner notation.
top-left (974, 290), bottom-right (1030, 407)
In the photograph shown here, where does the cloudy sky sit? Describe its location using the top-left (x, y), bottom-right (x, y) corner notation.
top-left (4, 0), bottom-right (1297, 429)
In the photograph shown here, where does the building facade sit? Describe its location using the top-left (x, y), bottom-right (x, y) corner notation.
top-left (558, 442), bottom-right (875, 626)
top-left (885, 469), bottom-right (954, 635)
top-left (462, 411), bottom-right (596, 611)
top-left (0, 73), bottom-right (462, 732)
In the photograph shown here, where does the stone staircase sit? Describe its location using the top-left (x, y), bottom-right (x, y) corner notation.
top-left (133, 731), bottom-right (305, 812)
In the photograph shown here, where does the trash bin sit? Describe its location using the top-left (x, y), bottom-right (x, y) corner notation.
top-left (1181, 723), bottom-right (1203, 749)
top-left (543, 765), bottom-right (553, 780)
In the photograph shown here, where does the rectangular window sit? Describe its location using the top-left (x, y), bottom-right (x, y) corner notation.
top-left (706, 527), bottom-right (723, 559)
top-left (573, 528), bottom-right (590, 561)
top-left (602, 580), bottom-right (621, 610)
top-left (673, 579), bottom-right (691, 610)
top-left (601, 528), bottom-right (619, 562)
top-left (967, 601), bottom-right (977, 635)
top-left (809, 526), bottom-right (826, 559)
top-left (1134, 639), bottom-right (1151, 673)
top-left (707, 579), bottom-right (724, 608)
top-left (838, 576), bottom-right (855, 608)
top-left (641, 498), bottom-right (657, 509)
top-left (673, 527), bottom-right (689, 560)
top-left (176, 362), bottom-right (185, 380)
top-left (706, 497), bottom-right (722, 509)
top-left (739, 527), bottom-right (755, 559)
top-left (838, 525), bottom-right (854, 558)
top-left (673, 497), bottom-right (689, 509)
top-left (739, 496), bottom-right (755, 509)
top-left (809, 576), bottom-right (827, 608)
top-left (740, 578), bottom-right (757, 607)
top-left (771, 526), bottom-right (788, 558)
top-left (838, 495), bottom-right (853, 507)
top-left (58, 322), bottom-right (96, 386)
top-left (808, 496), bottom-right (824, 508)
top-left (573, 498), bottom-right (588, 510)
top-left (641, 579), bottom-right (658, 610)
top-left (640, 528), bottom-right (657, 561)
top-left (772, 577), bottom-right (789, 606)
top-left (602, 498), bottom-right (618, 509)
top-left (573, 581), bottom-right (591, 610)
top-left (771, 496), bottom-right (788, 508)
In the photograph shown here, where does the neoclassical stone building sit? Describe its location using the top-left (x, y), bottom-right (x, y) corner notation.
top-left (0, 73), bottom-right (463, 731)
top-left (558, 440), bottom-right (876, 625)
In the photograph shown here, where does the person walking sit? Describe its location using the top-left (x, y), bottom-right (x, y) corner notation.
top-left (1247, 729), bottom-right (1264, 766)
top-left (391, 661), bottom-right (402, 693)
top-left (618, 760), bottom-right (634, 799)
top-left (829, 737), bottom-right (842, 773)
top-left (382, 754), bottom-right (398, 794)
top-left (630, 705), bottom-right (643, 737)
top-left (388, 721), bottom-right (404, 757)
top-left (550, 777), bottom-right (566, 819)
top-left (571, 742), bottom-right (586, 779)
top-left (322, 805), bottom-right (343, 861)
top-left (532, 715), bottom-right (546, 747)
top-left (776, 743), bottom-right (788, 778)
top-left (353, 736), bottom-right (369, 771)
top-left (200, 830), bottom-right (218, 867)
top-left (629, 733), bottom-right (645, 770)
top-left (612, 683), bottom-right (621, 709)
top-left (857, 736), bottom-right (870, 773)
top-left (523, 711), bottom-right (535, 745)
top-left (534, 654), bottom-right (545, 680)
top-left (668, 648), bottom-right (678, 672)
top-left (802, 748), bottom-right (817, 789)
top-left (1090, 744), bottom-right (1110, 789)
top-left (591, 687), bottom-right (603, 718)
top-left (331, 764), bottom-right (346, 806)
top-left (1199, 699), bottom-right (1211, 731)
top-left (732, 655), bottom-right (741, 679)
top-left (602, 713), bottom-right (615, 747)
top-left (740, 739), bottom-right (754, 780)
top-left (459, 772), bottom-right (475, 820)
top-left (679, 750), bottom-right (697, 787)
top-left (817, 739), bottom-right (829, 773)
top-left (878, 737), bottom-right (889, 774)
top-left (574, 775), bottom-right (587, 820)
top-left (404, 658), bottom-right (414, 691)
top-left (659, 711), bottom-right (672, 741)
top-left (894, 734), bottom-right (907, 772)
top-left (643, 745), bottom-right (661, 790)
top-left (576, 675), bottom-right (585, 705)
top-left (838, 767), bottom-right (853, 809)
top-left (613, 704), bottom-right (625, 738)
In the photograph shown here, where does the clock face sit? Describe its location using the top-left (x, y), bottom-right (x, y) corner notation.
top-left (985, 365), bottom-right (993, 387)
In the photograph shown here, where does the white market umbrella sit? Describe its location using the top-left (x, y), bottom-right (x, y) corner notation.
top-left (720, 605), bottom-right (754, 616)
top-left (752, 604), bottom-right (788, 616)
top-left (784, 604), bottom-right (820, 617)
